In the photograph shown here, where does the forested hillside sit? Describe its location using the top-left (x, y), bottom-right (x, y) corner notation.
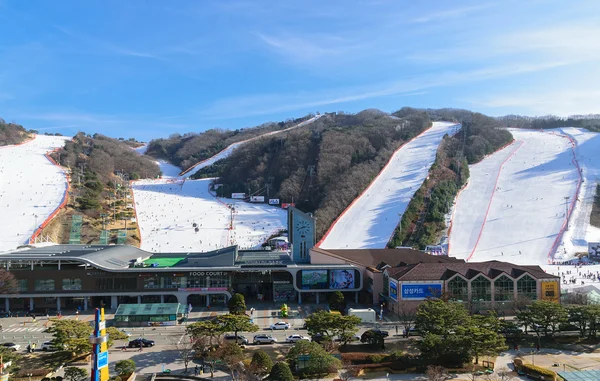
top-left (0, 119), bottom-right (32, 146)
top-left (146, 115), bottom-right (312, 171)
top-left (51, 132), bottom-right (160, 215)
top-left (500, 115), bottom-right (600, 132)
top-left (388, 111), bottom-right (513, 249)
top-left (193, 108), bottom-right (431, 238)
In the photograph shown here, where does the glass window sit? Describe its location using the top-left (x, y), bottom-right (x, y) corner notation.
top-left (517, 275), bottom-right (537, 300)
top-left (62, 278), bottom-right (82, 291)
top-left (494, 275), bottom-right (514, 301)
top-left (208, 275), bottom-right (231, 288)
top-left (17, 279), bottom-right (28, 292)
top-left (34, 279), bottom-right (55, 291)
top-left (448, 276), bottom-right (468, 301)
top-left (470, 276), bottom-right (491, 302)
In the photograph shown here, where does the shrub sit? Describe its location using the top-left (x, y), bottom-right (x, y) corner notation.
top-left (519, 363), bottom-right (557, 380)
top-left (367, 354), bottom-right (385, 364)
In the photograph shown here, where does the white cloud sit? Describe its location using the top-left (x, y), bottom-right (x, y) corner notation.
top-left (411, 4), bottom-right (495, 23)
top-left (199, 60), bottom-right (567, 119)
top-left (256, 32), bottom-right (351, 64)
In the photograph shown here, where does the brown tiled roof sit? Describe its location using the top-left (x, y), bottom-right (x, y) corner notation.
top-left (312, 247), bottom-right (463, 268)
top-left (389, 261), bottom-right (559, 281)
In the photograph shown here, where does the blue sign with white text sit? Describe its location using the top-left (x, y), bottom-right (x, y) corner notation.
top-left (389, 281), bottom-right (398, 301)
top-left (401, 284), bottom-right (442, 300)
top-left (97, 351), bottom-right (108, 369)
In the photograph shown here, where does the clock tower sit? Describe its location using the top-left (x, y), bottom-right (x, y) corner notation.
top-left (288, 206), bottom-right (316, 263)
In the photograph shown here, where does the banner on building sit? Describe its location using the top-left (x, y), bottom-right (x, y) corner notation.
top-left (250, 196), bottom-right (265, 202)
top-left (269, 198), bottom-right (280, 205)
top-left (231, 193), bottom-right (245, 199)
top-left (541, 281), bottom-right (559, 303)
top-left (589, 242), bottom-right (600, 259)
top-left (401, 283), bottom-right (442, 300)
top-left (389, 281), bottom-right (398, 301)
top-left (282, 203), bottom-right (296, 209)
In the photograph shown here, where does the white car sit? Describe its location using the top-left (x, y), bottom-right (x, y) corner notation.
top-left (270, 322), bottom-right (290, 330)
top-left (41, 341), bottom-right (56, 351)
top-left (1, 343), bottom-right (20, 351)
top-left (285, 335), bottom-right (309, 343)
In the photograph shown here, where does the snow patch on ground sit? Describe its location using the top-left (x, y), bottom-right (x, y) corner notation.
top-left (448, 128), bottom-right (585, 264)
top-left (319, 121), bottom-right (460, 249)
top-left (0, 135), bottom-right (70, 252)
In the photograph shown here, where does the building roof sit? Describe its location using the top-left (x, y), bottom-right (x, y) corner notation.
top-left (312, 247), bottom-right (464, 269)
top-left (387, 261), bottom-right (559, 281)
top-left (558, 370), bottom-right (600, 381)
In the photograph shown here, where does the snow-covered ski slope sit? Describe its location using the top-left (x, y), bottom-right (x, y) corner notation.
top-left (318, 121), bottom-right (460, 249)
top-left (448, 128), bottom-right (592, 265)
top-left (0, 135), bottom-right (70, 252)
top-left (130, 117), bottom-right (326, 253)
top-left (133, 178), bottom-right (287, 253)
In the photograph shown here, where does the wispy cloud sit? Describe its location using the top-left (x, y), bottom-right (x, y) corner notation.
top-left (256, 32), bottom-right (351, 64)
top-left (199, 60), bottom-right (567, 119)
top-left (411, 4), bottom-right (494, 23)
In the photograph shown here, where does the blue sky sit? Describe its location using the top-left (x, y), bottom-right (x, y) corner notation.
top-left (1, 1), bottom-right (599, 140)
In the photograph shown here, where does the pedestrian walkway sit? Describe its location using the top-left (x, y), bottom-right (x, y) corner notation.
top-left (3, 327), bottom-right (45, 332)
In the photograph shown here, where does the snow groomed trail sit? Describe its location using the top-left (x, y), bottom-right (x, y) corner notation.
top-left (318, 121), bottom-right (460, 249)
top-left (449, 128), bottom-right (583, 265)
top-left (0, 135), bottom-right (70, 252)
top-left (131, 116), bottom-right (324, 253)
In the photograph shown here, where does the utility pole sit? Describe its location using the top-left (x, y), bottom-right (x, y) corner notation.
top-left (564, 196), bottom-right (570, 230)
top-left (100, 213), bottom-right (107, 230)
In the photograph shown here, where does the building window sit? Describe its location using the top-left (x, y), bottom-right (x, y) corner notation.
top-left (34, 279), bottom-right (55, 291)
top-left (17, 279), bottom-right (28, 292)
top-left (448, 276), bottom-right (468, 301)
top-left (517, 275), bottom-right (537, 300)
top-left (62, 279), bottom-right (82, 291)
top-left (97, 278), bottom-right (113, 290)
top-left (470, 276), bottom-right (491, 302)
top-left (494, 275), bottom-right (514, 301)
top-left (299, 241), bottom-right (307, 259)
top-left (208, 275), bottom-right (231, 289)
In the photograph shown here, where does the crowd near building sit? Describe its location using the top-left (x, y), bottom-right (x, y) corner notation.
top-left (0, 207), bottom-right (560, 314)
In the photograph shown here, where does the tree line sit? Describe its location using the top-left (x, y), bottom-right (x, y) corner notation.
top-left (145, 115), bottom-right (312, 170)
top-left (500, 114), bottom-right (600, 133)
top-left (0, 118), bottom-right (32, 146)
top-left (389, 111), bottom-right (513, 249)
top-left (192, 108), bottom-right (432, 239)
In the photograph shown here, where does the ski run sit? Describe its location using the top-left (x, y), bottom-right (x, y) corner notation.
top-left (449, 128), bottom-right (600, 265)
top-left (0, 135), bottom-right (70, 252)
top-left (318, 121), bottom-right (460, 249)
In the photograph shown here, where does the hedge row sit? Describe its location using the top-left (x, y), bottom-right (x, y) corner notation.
top-left (519, 363), bottom-right (557, 380)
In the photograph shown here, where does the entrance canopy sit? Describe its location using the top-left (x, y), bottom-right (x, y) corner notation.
top-left (114, 303), bottom-right (181, 327)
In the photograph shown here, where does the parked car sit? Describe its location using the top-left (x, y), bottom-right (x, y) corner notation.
top-left (285, 335), bottom-right (309, 343)
top-left (41, 341), bottom-right (57, 351)
top-left (1, 343), bottom-right (20, 351)
top-left (370, 329), bottom-right (389, 337)
top-left (270, 321), bottom-right (290, 330)
top-left (253, 334), bottom-right (277, 344)
top-left (127, 338), bottom-right (155, 348)
top-left (311, 333), bottom-right (332, 343)
top-left (224, 334), bottom-right (249, 345)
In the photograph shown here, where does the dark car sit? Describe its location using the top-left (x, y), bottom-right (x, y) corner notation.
top-left (311, 333), bottom-right (332, 343)
top-left (128, 338), bottom-right (155, 348)
top-left (370, 329), bottom-right (389, 337)
top-left (224, 334), bottom-right (249, 345)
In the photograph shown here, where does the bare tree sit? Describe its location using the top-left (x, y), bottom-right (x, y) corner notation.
top-left (492, 367), bottom-right (516, 381)
top-left (172, 333), bottom-right (195, 374)
top-left (396, 302), bottom-right (416, 336)
top-left (0, 269), bottom-right (17, 295)
top-left (338, 360), bottom-right (359, 381)
top-left (426, 365), bottom-right (449, 381)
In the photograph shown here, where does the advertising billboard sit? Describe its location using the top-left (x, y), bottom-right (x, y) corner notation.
top-left (282, 203), bottom-right (296, 209)
top-left (541, 281), bottom-right (559, 303)
top-left (250, 196), bottom-right (265, 202)
top-left (589, 242), bottom-right (600, 259)
top-left (330, 269), bottom-right (356, 289)
top-left (269, 198), bottom-right (280, 205)
top-left (231, 193), bottom-right (245, 199)
top-left (389, 281), bottom-right (398, 301)
top-left (301, 270), bottom-right (328, 289)
top-left (401, 283), bottom-right (442, 300)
